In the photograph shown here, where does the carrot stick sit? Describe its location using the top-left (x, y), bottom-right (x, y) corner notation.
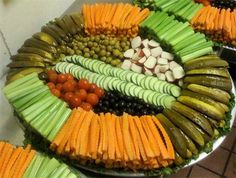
top-left (100, 113), bottom-right (108, 161)
top-left (90, 114), bottom-right (100, 159)
top-left (111, 3), bottom-right (124, 27)
top-left (97, 116), bottom-right (103, 157)
top-left (3, 147), bottom-right (23, 178)
top-left (105, 113), bottom-right (115, 161)
top-left (152, 116), bottom-right (175, 160)
top-left (119, 117), bottom-right (129, 163)
top-left (115, 116), bottom-right (124, 161)
top-left (0, 143), bottom-right (14, 177)
top-left (112, 114), bottom-right (121, 161)
top-left (218, 9), bottom-right (226, 32)
top-left (133, 8), bottom-right (150, 26)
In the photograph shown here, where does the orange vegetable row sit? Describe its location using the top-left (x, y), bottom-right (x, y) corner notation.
top-left (0, 142), bottom-right (35, 178)
top-left (191, 6), bottom-right (236, 46)
top-left (82, 3), bottom-right (150, 37)
top-left (51, 108), bottom-right (175, 170)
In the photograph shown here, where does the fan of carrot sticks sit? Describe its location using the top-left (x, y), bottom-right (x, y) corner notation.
top-left (50, 108), bottom-right (175, 170)
top-left (191, 6), bottom-right (236, 46)
top-left (82, 3), bottom-right (150, 37)
top-left (0, 142), bottom-right (35, 178)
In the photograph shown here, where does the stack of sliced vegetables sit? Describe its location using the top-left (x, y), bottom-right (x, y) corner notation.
top-left (82, 3), bottom-right (150, 37)
top-left (191, 6), bottom-right (236, 46)
top-left (50, 107), bottom-right (175, 170)
top-left (0, 141), bottom-right (78, 178)
top-left (140, 11), bottom-right (213, 63)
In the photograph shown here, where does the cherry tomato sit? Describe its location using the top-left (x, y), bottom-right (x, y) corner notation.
top-left (89, 83), bottom-right (97, 93)
top-left (48, 73), bottom-right (58, 83)
top-left (51, 88), bottom-right (61, 97)
top-left (56, 83), bottom-right (63, 91)
top-left (47, 82), bottom-right (55, 90)
top-left (86, 93), bottom-right (99, 106)
top-left (65, 73), bottom-right (74, 81)
top-left (94, 87), bottom-right (104, 97)
top-left (77, 78), bottom-right (90, 90)
top-left (47, 70), bottom-right (57, 76)
top-left (57, 74), bottom-right (67, 83)
top-left (62, 81), bottom-right (75, 92)
top-left (80, 102), bottom-right (92, 111)
top-left (70, 96), bottom-right (82, 108)
top-left (63, 92), bottom-right (74, 102)
top-left (75, 89), bottom-right (87, 101)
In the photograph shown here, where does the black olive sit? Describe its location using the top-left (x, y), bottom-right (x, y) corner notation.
top-left (38, 72), bottom-right (48, 81)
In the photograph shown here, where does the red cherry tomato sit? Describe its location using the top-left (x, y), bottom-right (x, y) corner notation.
top-left (63, 92), bottom-right (74, 102)
top-left (51, 88), bottom-right (61, 97)
top-left (70, 96), bottom-right (82, 108)
top-left (47, 82), bottom-right (55, 90)
top-left (62, 81), bottom-right (75, 92)
top-left (94, 87), bottom-right (104, 97)
top-left (47, 70), bottom-right (57, 76)
top-left (65, 73), bottom-right (74, 81)
top-left (48, 73), bottom-right (58, 83)
top-left (56, 83), bottom-right (63, 91)
top-left (80, 102), bottom-right (92, 111)
top-left (89, 83), bottom-right (97, 93)
top-left (57, 74), bottom-right (67, 83)
top-left (77, 78), bottom-right (90, 90)
top-left (86, 93), bottom-right (99, 106)
top-left (75, 89), bottom-right (87, 101)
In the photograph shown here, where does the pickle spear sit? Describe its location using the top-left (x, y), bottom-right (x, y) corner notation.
top-left (184, 55), bottom-right (229, 71)
top-left (163, 109), bottom-right (205, 146)
top-left (157, 113), bottom-right (188, 158)
top-left (41, 25), bottom-right (64, 44)
top-left (184, 75), bottom-right (232, 91)
top-left (7, 61), bottom-right (45, 68)
top-left (177, 96), bottom-right (225, 120)
top-left (18, 47), bottom-right (54, 60)
top-left (179, 130), bottom-right (198, 155)
top-left (33, 32), bottom-right (58, 46)
top-left (186, 68), bottom-right (230, 78)
top-left (172, 101), bottom-right (213, 136)
top-left (187, 84), bottom-right (231, 105)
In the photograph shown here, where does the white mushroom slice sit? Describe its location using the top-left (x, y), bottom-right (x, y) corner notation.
top-left (172, 67), bottom-right (185, 79)
top-left (178, 79), bottom-right (184, 87)
top-left (148, 39), bottom-right (160, 48)
top-left (154, 65), bottom-right (160, 75)
top-left (156, 73), bottom-right (166, 81)
top-left (142, 48), bottom-right (151, 58)
top-left (157, 58), bottom-right (168, 65)
top-left (138, 49), bottom-right (145, 58)
top-left (169, 61), bottom-right (181, 71)
top-left (141, 39), bottom-right (149, 48)
top-left (138, 56), bottom-right (147, 64)
top-left (121, 60), bottom-right (132, 70)
top-left (132, 51), bottom-right (140, 61)
top-left (144, 56), bottom-right (156, 69)
top-left (144, 67), bottom-right (153, 76)
top-left (161, 51), bottom-right (174, 61)
top-left (124, 49), bottom-right (135, 59)
top-left (165, 71), bottom-right (175, 82)
top-left (150, 47), bottom-right (162, 57)
top-left (131, 36), bottom-right (142, 49)
top-left (131, 63), bottom-right (143, 73)
top-left (159, 64), bottom-right (169, 73)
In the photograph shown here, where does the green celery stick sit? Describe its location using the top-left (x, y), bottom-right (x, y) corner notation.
top-left (58, 169), bottom-right (70, 178)
top-left (183, 3), bottom-right (199, 20)
top-left (162, 1), bottom-right (178, 12)
top-left (149, 12), bottom-right (168, 29)
top-left (179, 41), bottom-right (213, 56)
top-left (176, 3), bottom-right (193, 17)
top-left (160, 22), bottom-right (184, 42)
top-left (177, 38), bottom-right (208, 54)
top-left (168, 0), bottom-right (187, 12)
top-left (160, 0), bottom-right (178, 9)
top-left (165, 22), bottom-right (189, 41)
top-left (6, 80), bottom-right (44, 99)
top-left (154, 0), bottom-right (167, 6)
top-left (43, 103), bottom-right (67, 140)
top-left (4, 72), bottom-right (38, 93)
top-left (154, 15), bottom-right (175, 34)
top-left (16, 88), bottom-right (49, 111)
top-left (182, 47), bottom-right (213, 63)
top-left (27, 155), bottom-right (44, 178)
top-left (48, 108), bottom-right (71, 141)
top-left (22, 95), bottom-right (56, 119)
top-left (159, 21), bottom-right (179, 40)
top-left (169, 27), bottom-right (194, 46)
top-left (29, 107), bottom-right (49, 125)
top-left (186, 4), bottom-right (203, 21)
top-left (35, 156), bottom-right (51, 177)
top-left (37, 158), bottom-right (61, 177)
top-left (22, 155), bottom-right (37, 178)
top-left (158, 19), bottom-right (178, 36)
top-left (36, 100), bottom-right (62, 135)
top-left (67, 173), bottom-right (77, 178)
top-left (142, 11), bottom-right (162, 28)
top-left (48, 164), bottom-right (67, 177)
top-left (140, 11), bottom-right (155, 27)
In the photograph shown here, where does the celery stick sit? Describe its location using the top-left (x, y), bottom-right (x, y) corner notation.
top-left (58, 169), bottom-right (70, 178)
top-left (160, 22), bottom-right (184, 41)
top-left (27, 155), bottom-right (44, 178)
top-left (48, 108), bottom-right (71, 141)
top-left (177, 39), bottom-right (208, 54)
top-left (140, 11), bottom-right (155, 27)
top-left (49, 164), bottom-right (67, 177)
top-left (158, 20), bottom-right (178, 36)
top-left (67, 173), bottom-right (77, 178)
top-left (35, 156), bottom-right (51, 177)
top-left (4, 72), bottom-right (37, 93)
top-left (169, 27), bottom-right (194, 46)
top-left (186, 4), bottom-right (203, 21)
top-left (149, 12), bottom-right (168, 29)
top-left (182, 47), bottom-right (213, 63)
top-left (169, 0), bottom-right (187, 12)
top-left (165, 22), bottom-right (189, 41)
top-left (6, 80), bottom-right (44, 99)
top-left (162, 1), bottom-right (177, 12)
top-left (179, 41), bottom-right (213, 56)
top-left (37, 100), bottom-right (62, 135)
top-left (29, 107), bottom-right (49, 125)
top-left (176, 3), bottom-right (193, 17)
top-left (154, 15), bottom-right (175, 34)
top-left (22, 155), bottom-right (37, 178)
top-left (37, 158), bottom-right (61, 177)
top-left (160, 0), bottom-right (178, 9)
top-left (143, 11), bottom-right (162, 28)
top-left (22, 95), bottom-right (56, 119)
top-left (159, 21), bottom-right (179, 40)
top-left (184, 4), bottom-right (200, 21)
top-left (154, 0), bottom-right (167, 6)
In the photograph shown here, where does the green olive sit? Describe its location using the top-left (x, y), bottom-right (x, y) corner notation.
top-left (84, 52), bottom-right (90, 58)
top-left (83, 48), bottom-right (90, 53)
top-left (113, 49), bottom-right (120, 57)
top-left (124, 46), bottom-right (130, 51)
top-left (90, 50), bottom-right (95, 55)
top-left (103, 39), bottom-right (109, 46)
top-left (106, 57), bottom-right (113, 63)
top-left (94, 47), bottom-right (100, 53)
top-left (106, 51), bottom-right (111, 57)
top-left (100, 34), bottom-right (106, 40)
top-left (109, 40), bottom-right (116, 46)
top-left (120, 42), bottom-right (126, 48)
top-left (88, 41), bottom-right (93, 48)
top-left (93, 42), bottom-right (98, 47)
top-left (93, 54), bottom-right (98, 59)
top-left (99, 49), bottom-right (107, 57)
top-left (106, 46), bottom-right (112, 52)
top-left (75, 50), bottom-right (82, 55)
top-left (101, 56), bottom-right (106, 61)
top-left (95, 36), bottom-right (100, 42)
top-left (90, 36), bottom-right (95, 41)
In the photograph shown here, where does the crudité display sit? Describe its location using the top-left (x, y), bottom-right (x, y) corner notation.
top-left (3, 1), bottom-right (235, 177)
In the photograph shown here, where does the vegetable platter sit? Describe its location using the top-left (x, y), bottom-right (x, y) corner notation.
top-left (1, 0), bottom-right (236, 177)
